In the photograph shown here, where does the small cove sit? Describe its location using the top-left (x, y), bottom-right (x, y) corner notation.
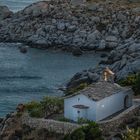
top-left (0, 43), bottom-right (103, 117)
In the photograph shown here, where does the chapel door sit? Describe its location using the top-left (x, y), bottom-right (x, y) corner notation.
top-left (73, 108), bottom-right (87, 121)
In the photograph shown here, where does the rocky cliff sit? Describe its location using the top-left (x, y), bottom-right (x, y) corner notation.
top-left (0, 0), bottom-right (140, 88)
top-left (0, 0), bottom-right (139, 50)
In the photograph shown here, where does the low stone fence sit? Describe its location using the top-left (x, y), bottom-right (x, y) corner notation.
top-left (99, 103), bottom-right (140, 135)
top-left (22, 101), bottom-right (140, 135)
top-left (22, 114), bottom-right (81, 134)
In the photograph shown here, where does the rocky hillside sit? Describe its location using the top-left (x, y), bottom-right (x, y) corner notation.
top-left (67, 40), bottom-right (140, 91)
top-left (0, 101), bottom-right (140, 140)
top-left (0, 0), bottom-right (139, 50)
top-left (0, 0), bottom-right (140, 88)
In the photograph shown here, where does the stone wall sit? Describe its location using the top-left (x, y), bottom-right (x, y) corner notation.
top-left (99, 103), bottom-right (140, 135)
top-left (22, 114), bottom-right (81, 134)
top-left (22, 102), bottom-right (140, 135)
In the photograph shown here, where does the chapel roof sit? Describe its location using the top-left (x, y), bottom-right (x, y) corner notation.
top-left (65, 81), bottom-right (132, 101)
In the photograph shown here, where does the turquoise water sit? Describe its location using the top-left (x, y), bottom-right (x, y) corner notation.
top-left (0, 43), bottom-right (102, 117)
top-left (0, 0), bottom-right (45, 12)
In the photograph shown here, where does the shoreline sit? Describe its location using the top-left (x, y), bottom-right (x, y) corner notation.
top-left (0, 40), bottom-right (111, 55)
top-left (0, 0), bottom-right (140, 116)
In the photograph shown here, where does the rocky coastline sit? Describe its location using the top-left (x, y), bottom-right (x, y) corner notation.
top-left (66, 40), bottom-right (140, 91)
top-left (0, 0), bottom-right (140, 139)
top-left (0, 0), bottom-right (140, 89)
top-left (0, 0), bottom-right (139, 50)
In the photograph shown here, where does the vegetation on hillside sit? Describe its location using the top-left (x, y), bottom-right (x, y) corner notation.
top-left (123, 127), bottom-right (140, 140)
top-left (25, 96), bottom-right (64, 118)
top-left (63, 122), bottom-right (103, 140)
top-left (118, 72), bottom-right (140, 95)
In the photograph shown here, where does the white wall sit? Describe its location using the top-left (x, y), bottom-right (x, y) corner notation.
top-left (96, 90), bottom-right (133, 121)
top-left (64, 89), bottom-right (133, 122)
top-left (64, 94), bottom-right (96, 121)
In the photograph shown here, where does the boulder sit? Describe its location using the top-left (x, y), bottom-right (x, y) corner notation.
top-left (87, 30), bottom-right (101, 48)
top-left (67, 25), bottom-right (77, 32)
top-left (0, 118), bottom-right (3, 123)
top-left (132, 7), bottom-right (140, 14)
top-left (87, 3), bottom-right (100, 11)
top-left (101, 53), bottom-right (108, 58)
top-left (72, 48), bottom-right (83, 56)
top-left (127, 43), bottom-right (140, 53)
top-left (97, 39), bottom-right (106, 50)
top-left (19, 46), bottom-right (29, 54)
top-left (16, 104), bottom-right (25, 112)
top-left (21, 1), bottom-right (48, 16)
top-left (106, 36), bottom-right (118, 49)
top-left (0, 6), bottom-right (13, 20)
top-left (87, 72), bottom-right (100, 82)
top-left (91, 16), bottom-right (100, 23)
top-left (106, 36), bottom-right (118, 43)
top-left (117, 13), bottom-right (127, 21)
top-left (71, 0), bottom-right (86, 6)
top-left (57, 22), bottom-right (66, 31)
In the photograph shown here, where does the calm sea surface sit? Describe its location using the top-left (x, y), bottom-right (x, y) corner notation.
top-left (0, 1), bottom-right (102, 117)
top-left (0, 43), bottom-right (102, 117)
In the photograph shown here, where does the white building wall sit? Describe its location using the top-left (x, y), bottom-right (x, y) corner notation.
top-left (64, 89), bottom-right (133, 122)
top-left (96, 90), bottom-right (133, 121)
top-left (64, 94), bottom-right (96, 121)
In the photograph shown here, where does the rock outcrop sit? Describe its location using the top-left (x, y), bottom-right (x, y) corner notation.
top-left (66, 40), bottom-right (140, 91)
top-left (0, 6), bottom-right (13, 20)
top-left (0, 0), bottom-right (140, 52)
top-left (0, 0), bottom-right (140, 89)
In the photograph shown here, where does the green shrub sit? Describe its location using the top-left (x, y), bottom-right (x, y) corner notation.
top-left (71, 128), bottom-right (85, 140)
top-left (29, 107), bottom-right (43, 118)
top-left (118, 73), bottom-right (140, 95)
top-left (83, 122), bottom-right (103, 140)
top-left (58, 117), bottom-right (71, 122)
top-left (24, 101), bottom-right (43, 118)
top-left (25, 101), bottom-right (42, 111)
top-left (40, 96), bottom-right (64, 118)
top-left (16, 112), bottom-right (23, 118)
top-left (63, 122), bottom-right (103, 140)
top-left (63, 134), bottom-right (72, 140)
top-left (77, 118), bottom-right (91, 124)
top-left (24, 96), bottom-right (64, 118)
top-left (123, 127), bottom-right (140, 140)
top-left (118, 74), bottom-right (137, 86)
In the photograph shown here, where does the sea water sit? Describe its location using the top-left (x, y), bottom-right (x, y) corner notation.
top-left (0, 43), bottom-right (102, 117)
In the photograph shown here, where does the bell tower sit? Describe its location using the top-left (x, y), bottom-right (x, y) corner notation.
top-left (103, 67), bottom-right (115, 82)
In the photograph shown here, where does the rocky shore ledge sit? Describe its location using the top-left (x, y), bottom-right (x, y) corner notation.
top-left (0, 0), bottom-right (140, 89)
top-left (67, 41), bottom-right (140, 91)
top-left (0, 0), bottom-right (139, 50)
